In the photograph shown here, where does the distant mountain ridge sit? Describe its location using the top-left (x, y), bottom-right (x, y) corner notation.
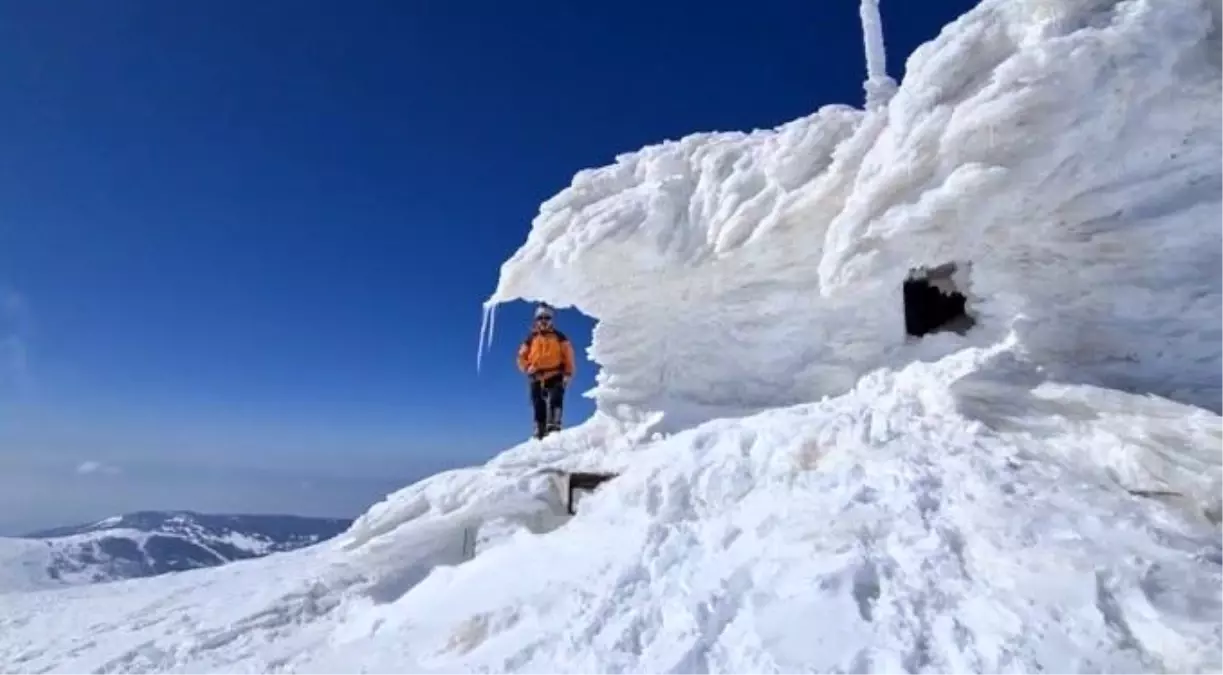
top-left (0, 510), bottom-right (352, 591)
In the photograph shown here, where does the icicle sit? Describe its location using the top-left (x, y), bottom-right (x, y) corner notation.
top-left (487, 302), bottom-right (497, 355)
top-left (476, 302), bottom-right (490, 373)
top-left (859, 0), bottom-right (897, 110)
top-left (476, 301), bottom-right (501, 373)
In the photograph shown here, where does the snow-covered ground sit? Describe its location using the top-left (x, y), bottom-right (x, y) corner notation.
top-left (0, 529), bottom-right (202, 591)
top-left (1, 349), bottom-right (1219, 673)
top-left (4, 0), bottom-right (1220, 672)
top-left (0, 538), bottom-right (73, 593)
top-left (0, 512), bottom-right (351, 592)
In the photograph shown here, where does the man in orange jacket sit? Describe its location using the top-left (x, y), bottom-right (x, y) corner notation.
top-left (517, 304), bottom-right (575, 439)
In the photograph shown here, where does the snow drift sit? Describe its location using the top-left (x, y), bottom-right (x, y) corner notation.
top-left (3, 0), bottom-right (1221, 672)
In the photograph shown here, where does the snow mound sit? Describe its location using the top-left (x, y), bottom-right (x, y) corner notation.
top-left (323, 349), bottom-right (1222, 674)
top-left (485, 0), bottom-right (1222, 431)
top-left (0, 350), bottom-right (1218, 673)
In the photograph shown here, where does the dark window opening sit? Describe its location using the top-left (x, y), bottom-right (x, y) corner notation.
top-left (903, 262), bottom-right (974, 337)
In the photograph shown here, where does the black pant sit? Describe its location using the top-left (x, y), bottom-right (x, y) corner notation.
top-left (530, 374), bottom-right (566, 437)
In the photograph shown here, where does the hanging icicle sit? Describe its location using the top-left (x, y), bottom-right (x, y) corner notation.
top-left (487, 301), bottom-right (497, 357)
top-left (476, 302), bottom-right (491, 373)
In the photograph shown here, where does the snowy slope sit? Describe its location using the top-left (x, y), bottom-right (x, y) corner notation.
top-left (3, 0), bottom-right (1222, 672)
top-left (0, 350), bottom-right (1219, 673)
top-left (0, 539), bottom-right (75, 594)
top-left (0, 511), bottom-right (350, 592)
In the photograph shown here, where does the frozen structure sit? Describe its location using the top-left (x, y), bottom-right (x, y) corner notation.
top-left (483, 0), bottom-right (1222, 432)
top-left (3, 0), bottom-right (1221, 673)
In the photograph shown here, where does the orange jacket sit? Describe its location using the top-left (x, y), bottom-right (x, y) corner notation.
top-left (517, 328), bottom-right (575, 379)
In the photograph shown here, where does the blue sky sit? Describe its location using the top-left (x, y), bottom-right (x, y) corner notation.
top-left (0, 0), bottom-right (976, 533)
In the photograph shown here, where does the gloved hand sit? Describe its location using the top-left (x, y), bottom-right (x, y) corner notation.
top-left (563, 375), bottom-right (571, 386)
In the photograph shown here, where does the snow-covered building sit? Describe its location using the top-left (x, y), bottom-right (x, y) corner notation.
top-left (482, 0), bottom-right (1222, 432)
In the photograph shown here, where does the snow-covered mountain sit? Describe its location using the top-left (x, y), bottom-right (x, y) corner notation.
top-left (0, 511), bottom-right (351, 592)
top-left (2, 0), bottom-right (1220, 672)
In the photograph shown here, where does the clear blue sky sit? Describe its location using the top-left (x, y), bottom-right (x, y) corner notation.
top-left (0, 0), bottom-right (976, 533)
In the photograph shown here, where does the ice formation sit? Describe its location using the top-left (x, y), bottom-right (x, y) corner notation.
top-left (484, 0), bottom-right (1222, 433)
top-left (860, 0), bottom-right (897, 109)
top-left (2, 0), bottom-right (1220, 672)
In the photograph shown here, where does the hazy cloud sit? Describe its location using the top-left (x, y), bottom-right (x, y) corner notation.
top-left (75, 460), bottom-right (122, 476)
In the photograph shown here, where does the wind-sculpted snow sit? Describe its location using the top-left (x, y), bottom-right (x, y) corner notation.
top-left (325, 348), bottom-right (1219, 674)
top-left (484, 0), bottom-right (1222, 429)
top-left (483, 104), bottom-right (868, 431)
